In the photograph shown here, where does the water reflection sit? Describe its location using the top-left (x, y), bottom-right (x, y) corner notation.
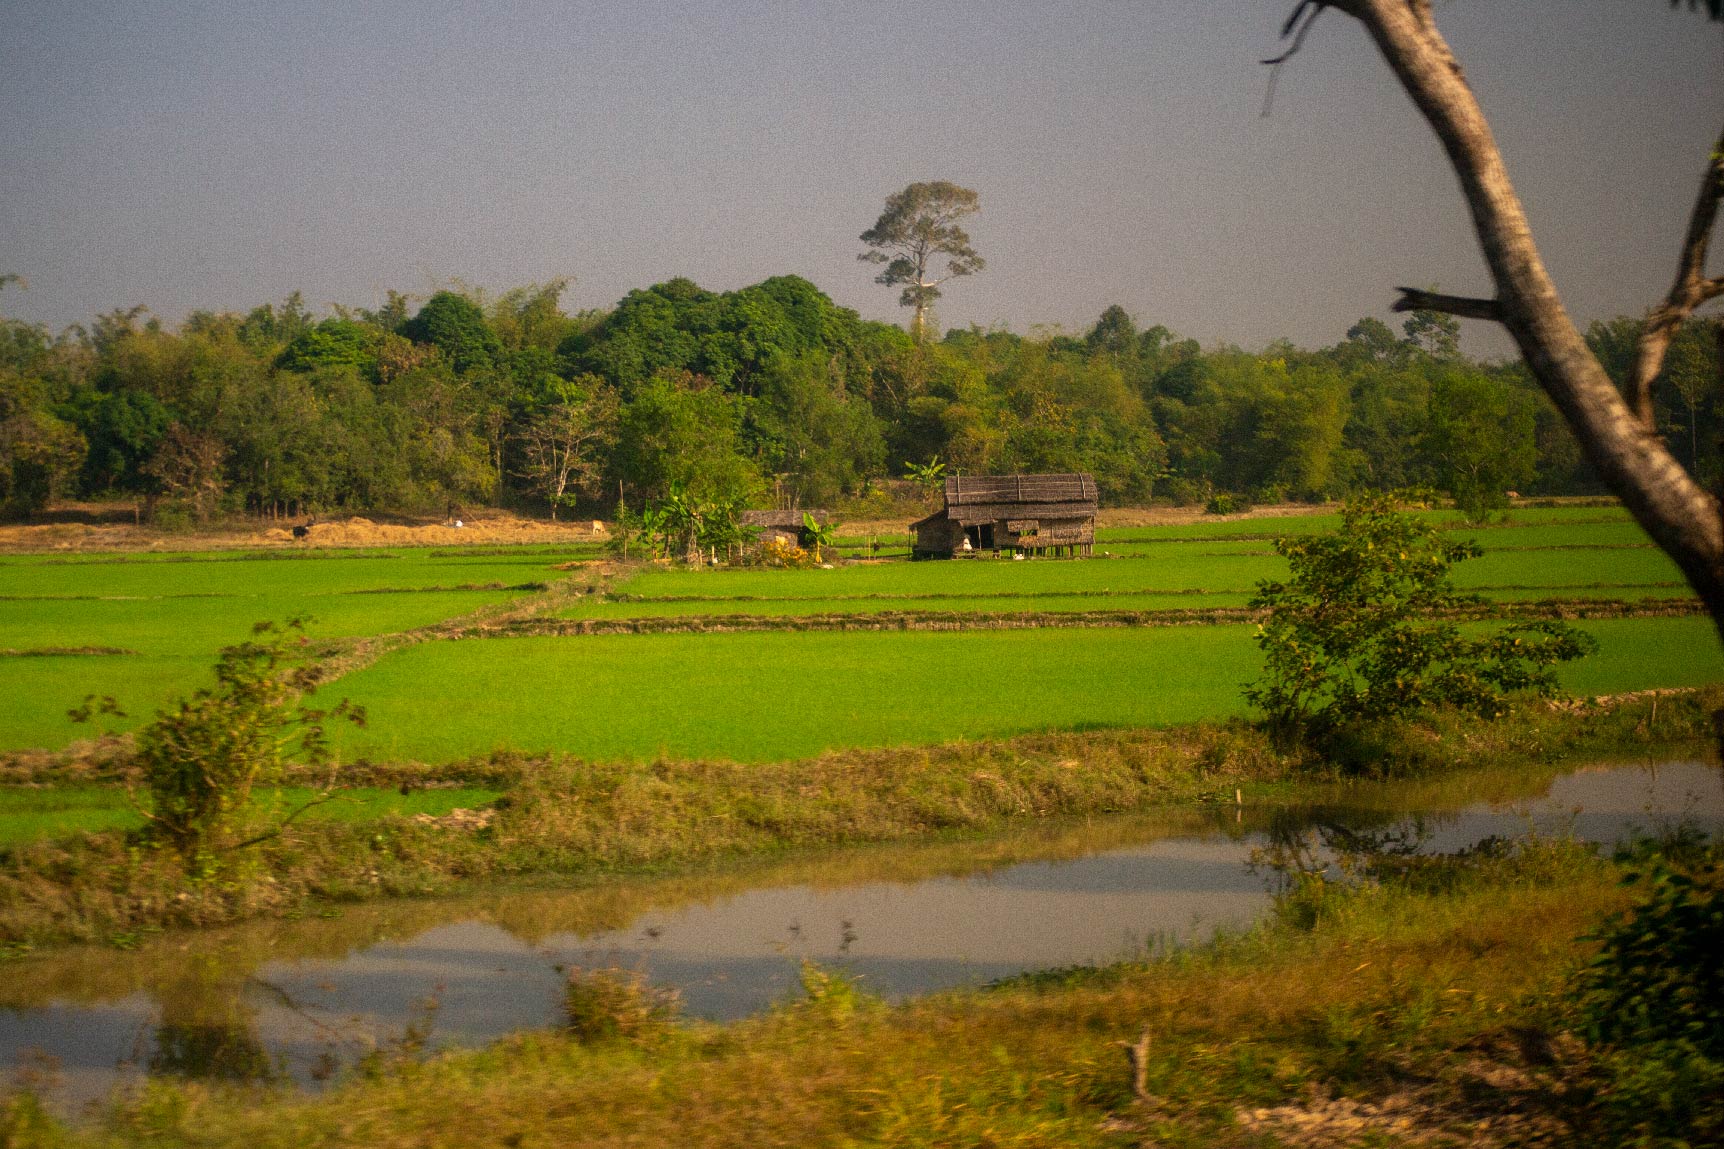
top-left (1, 759), bottom-right (1717, 1102)
top-left (149, 956), bottom-right (278, 1084)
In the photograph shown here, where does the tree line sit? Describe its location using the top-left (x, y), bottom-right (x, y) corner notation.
top-left (0, 274), bottom-right (1715, 522)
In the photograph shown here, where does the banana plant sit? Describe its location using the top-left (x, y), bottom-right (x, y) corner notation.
top-left (803, 511), bottom-right (838, 563)
top-left (904, 456), bottom-right (947, 503)
top-left (637, 504), bottom-right (670, 560)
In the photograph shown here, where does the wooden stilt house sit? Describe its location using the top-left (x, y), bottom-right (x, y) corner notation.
top-left (910, 474), bottom-right (1097, 559)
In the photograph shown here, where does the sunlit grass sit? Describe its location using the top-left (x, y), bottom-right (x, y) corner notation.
top-left (328, 618), bottom-right (1724, 765)
top-left (46, 837), bottom-right (1635, 1149)
top-left (0, 786), bottom-right (503, 843)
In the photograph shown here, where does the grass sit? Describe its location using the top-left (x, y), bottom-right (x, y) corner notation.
top-left (1093, 520), bottom-right (1656, 554)
top-left (0, 548), bottom-right (579, 751)
top-left (334, 627), bottom-right (1266, 765)
top-left (563, 591), bottom-right (1262, 619)
top-left (10, 831), bottom-right (1669, 1148)
top-left (0, 505), bottom-right (1712, 1143)
top-left (3, 685), bottom-right (1715, 951)
top-left (0, 504), bottom-right (1712, 765)
top-left (1548, 617), bottom-right (1724, 694)
top-left (0, 589), bottom-right (526, 752)
top-left (607, 553), bottom-right (1284, 598)
top-left (0, 786), bottom-right (503, 844)
top-left (587, 532), bottom-right (1688, 616)
top-left (0, 548), bottom-right (569, 597)
top-left (324, 618), bottom-right (1724, 766)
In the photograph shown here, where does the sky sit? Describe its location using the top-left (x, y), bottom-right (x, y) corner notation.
top-left (1, 0), bottom-right (1719, 358)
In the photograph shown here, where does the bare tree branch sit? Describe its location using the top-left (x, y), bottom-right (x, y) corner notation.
top-left (1114, 1028), bottom-right (1156, 1105)
top-left (1332, 0), bottom-right (1724, 628)
top-left (1260, 2), bottom-right (1328, 116)
top-left (218, 790), bottom-right (344, 854)
top-left (1628, 124), bottom-right (1724, 427)
top-left (1389, 288), bottom-right (1503, 322)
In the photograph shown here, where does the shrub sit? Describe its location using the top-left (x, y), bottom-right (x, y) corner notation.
top-left (1244, 492), bottom-right (1594, 746)
top-left (1205, 491), bottom-right (1247, 515)
top-left (563, 968), bottom-right (680, 1044)
top-left (75, 621), bottom-right (364, 871)
top-left (1572, 840), bottom-right (1724, 1145)
top-left (1579, 843), bottom-right (1724, 1057)
top-left (793, 960), bottom-right (870, 1025)
top-left (749, 536), bottom-right (816, 569)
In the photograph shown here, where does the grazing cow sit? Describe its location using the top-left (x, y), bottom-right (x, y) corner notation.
top-left (291, 518), bottom-right (315, 540)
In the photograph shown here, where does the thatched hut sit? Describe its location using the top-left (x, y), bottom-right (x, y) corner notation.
top-left (740, 509), bottom-right (832, 547)
top-left (910, 474), bottom-right (1097, 559)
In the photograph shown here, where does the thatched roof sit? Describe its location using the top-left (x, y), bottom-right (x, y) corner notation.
top-left (924, 474), bottom-right (1098, 524)
top-left (943, 473), bottom-right (1096, 508)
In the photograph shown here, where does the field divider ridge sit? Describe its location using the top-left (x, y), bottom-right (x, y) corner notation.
top-left (457, 596), bottom-right (1709, 639)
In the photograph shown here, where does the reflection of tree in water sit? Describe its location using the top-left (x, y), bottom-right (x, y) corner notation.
top-left (147, 955), bottom-right (277, 1083)
top-left (1250, 804), bottom-right (1444, 895)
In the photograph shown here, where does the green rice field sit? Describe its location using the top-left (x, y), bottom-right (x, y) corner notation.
top-left (0, 506), bottom-right (1716, 765)
top-left (0, 548), bottom-right (581, 749)
top-left (327, 617), bottom-right (1724, 765)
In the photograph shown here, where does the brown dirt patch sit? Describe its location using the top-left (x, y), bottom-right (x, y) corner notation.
top-left (0, 509), bottom-right (608, 553)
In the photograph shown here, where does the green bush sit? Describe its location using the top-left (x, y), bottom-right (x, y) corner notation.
top-left (1580, 842), bottom-right (1724, 1055)
top-left (1245, 493), bottom-right (1595, 747)
top-left (76, 621), bottom-right (363, 871)
top-left (1573, 840), bottom-right (1724, 1145)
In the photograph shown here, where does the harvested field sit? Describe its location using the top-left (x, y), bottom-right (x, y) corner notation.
top-left (0, 509), bottom-right (611, 554)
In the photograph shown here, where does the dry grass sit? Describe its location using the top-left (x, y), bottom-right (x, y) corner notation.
top-left (0, 510), bottom-right (606, 555)
top-left (23, 840), bottom-right (1636, 1148)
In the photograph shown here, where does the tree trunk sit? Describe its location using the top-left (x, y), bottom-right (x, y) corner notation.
top-left (1337, 0), bottom-right (1724, 636)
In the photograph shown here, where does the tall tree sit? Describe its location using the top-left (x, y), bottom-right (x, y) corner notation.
top-left (401, 291), bottom-right (501, 375)
top-left (513, 382), bottom-right (618, 520)
top-left (859, 181), bottom-right (985, 342)
top-left (1264, 0), bottom-right (1724, 641)
top-left (1419, 367), bottom-right (1538, 521)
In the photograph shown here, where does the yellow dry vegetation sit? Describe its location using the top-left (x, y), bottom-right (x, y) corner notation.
top-left (251, 514), bottom-right (607, 549)
top-left (46, 852), bottom-right (1624, 1148)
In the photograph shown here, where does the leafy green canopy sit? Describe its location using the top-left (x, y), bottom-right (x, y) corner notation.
top-left (401, 291), bottom-right (503, 374)
top-left (561, 275), bottom-right (906, 396)
top-left (4, 264), bottom-right (1715, 522)
top-left (1245, 493), bottom-right (1595, 743)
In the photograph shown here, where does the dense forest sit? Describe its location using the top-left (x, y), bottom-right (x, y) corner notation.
top-left (0, 274), bottom-right (1716, 522)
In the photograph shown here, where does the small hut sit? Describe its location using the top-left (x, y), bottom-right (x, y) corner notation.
top-left (910, 473), bottom-right (1097, 559)
top-left (740, 509), bottom-right (832, 548)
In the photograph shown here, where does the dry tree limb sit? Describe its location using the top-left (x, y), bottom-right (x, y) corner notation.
top-left (1315, 0), bottom-right (1724, 625)
top-left (1390, 287), bottom-right (1503, 322)
top-left (1260, 1), bottom-right (1329, 117)
top-left (1628, 124), bottom-right (1724, 429)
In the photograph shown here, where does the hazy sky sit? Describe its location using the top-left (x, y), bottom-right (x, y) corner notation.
top-left (2, 1), bottom-right (1719, 356)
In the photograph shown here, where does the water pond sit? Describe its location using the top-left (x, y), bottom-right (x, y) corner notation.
top-left (3, 759), bottom-right (1719, 1102)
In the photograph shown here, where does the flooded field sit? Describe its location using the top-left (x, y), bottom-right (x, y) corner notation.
top-left (4, 760), bottom-right (1719, 1103)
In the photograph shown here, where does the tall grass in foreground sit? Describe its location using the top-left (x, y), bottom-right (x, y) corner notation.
top-left (17, 829), bottom-right (1710, 1147)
